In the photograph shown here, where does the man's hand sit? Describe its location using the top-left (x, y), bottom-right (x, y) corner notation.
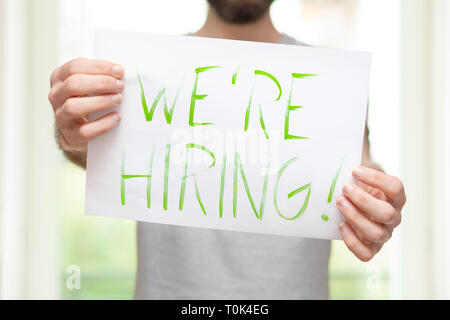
top-left (49, 58), bottom-right (125, 160)
top-left (337, 166), bottom-right (406, 262)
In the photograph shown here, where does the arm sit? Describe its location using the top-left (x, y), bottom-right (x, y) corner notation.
top-left (361, 122), bottom-right (383, 172)
top-left (49, 58), bottom-right (125, 169)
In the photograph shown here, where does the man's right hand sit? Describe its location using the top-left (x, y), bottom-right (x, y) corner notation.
top-left (49, 58), bottom-right (125, 156)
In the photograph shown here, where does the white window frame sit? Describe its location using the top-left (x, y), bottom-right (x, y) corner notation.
top-left (399, 0), bottom-right (450, 299)
top-left (0, 0), bottom-right (61, 299)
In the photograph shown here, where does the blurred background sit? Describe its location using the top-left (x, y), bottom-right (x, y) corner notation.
top-left (0, 0), bottom-right (449, 299)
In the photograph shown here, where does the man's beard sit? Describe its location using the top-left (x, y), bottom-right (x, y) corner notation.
top-left (207, 0), bottom-right (274, 24)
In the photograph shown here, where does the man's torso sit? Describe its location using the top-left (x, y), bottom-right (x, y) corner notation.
top-left (134, 34), bottom-right (331, 300)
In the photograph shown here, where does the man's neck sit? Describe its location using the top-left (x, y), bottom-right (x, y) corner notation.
top-left (195, 8), bottom-right (282, 43)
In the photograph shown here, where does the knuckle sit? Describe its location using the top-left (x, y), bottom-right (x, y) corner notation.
top-left (382, 206), bottom-right (396, 223)
top-left (50, 69), bottom-right (59, 86)
top-left (54, 108), bottom-right (64, 124)
top-left (67, 57), bottom-right (85, 76)
top-left (346, 239), bottom-right (358, 252)
top-left (353, 188), bottom-right (368, 204)
top-left (99, 76), bottom-right (115, 91)
top-left (48, 88), bottom-right (57, 105)
top-left (392, 212), bottom-right (402, 228)
top-left (369, 169), bottom-right (383, 182)
top-left (63, 99), bottom-right (80, 117)
top-left (397, 213), bottom-right (402, 226)
top-left (98, 121), bottom-right (112, 135)
top-left (374, 189), bottom-right (385, 199)
top-left (389, 177), bottom-right (404, 197)
top-left (339, 205), bottom-right (351, 219)
top-left (402, 192), bottom-right (407, 207)
top-left (370, 227), bottom-right (387, 243)
top-left (369, 187), bottom-right (384, 200)
top-left (65, 75), bottom-right (82, 94)
top-left (345, 208), bottom-right (358, 223)
top-left (101, 96), bottom-right (115, 109)
top-left (359, 252), bottom-right (373, 262)
top-left (94, 60), bottom-right (108, 72)
top-left (386, 231), bottom-right (393, 242)
top-left (78, 125), bottom-right (91, 141)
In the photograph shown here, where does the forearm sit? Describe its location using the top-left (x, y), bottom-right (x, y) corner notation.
top-left (63, 149), bottom-right (87, 169)
top-left (361, 121), bottom-right (383, 172)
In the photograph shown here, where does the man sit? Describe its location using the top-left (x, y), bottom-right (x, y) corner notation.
top-left (49, 0), bottom-right (405, 299)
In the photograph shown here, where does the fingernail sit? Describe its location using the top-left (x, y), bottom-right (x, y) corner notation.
top-left (116, 80), bottom-right (125, 91)
top-left (113, 114), bottom-right (121, 122)
top-left (353, 167), bottom-right (365, 178)
top-left (339, 223), bottom-right (349, 234)
top-left (112, 65), bottom-right (124, 77)
top-left (337, 196), bottom-right (349, 208)
top-left (112, 94), bottom-right (122, 106)
top-left (343, 183), bottom-right (354, 194)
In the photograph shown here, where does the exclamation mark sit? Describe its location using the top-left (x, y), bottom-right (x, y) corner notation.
top-left (322, 158), bottom-right (344, 222)
top-left (232, 65), bottom-right (240, 85)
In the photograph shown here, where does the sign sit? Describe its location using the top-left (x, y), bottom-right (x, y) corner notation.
top-left (86, 29), bottom-right (371, 240)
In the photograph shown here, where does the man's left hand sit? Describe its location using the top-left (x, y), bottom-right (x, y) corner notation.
top-left (337, 166), bottom-right (406, 262)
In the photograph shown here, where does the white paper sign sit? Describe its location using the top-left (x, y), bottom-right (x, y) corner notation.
top-left (86, 29), bottom-right (371, 240)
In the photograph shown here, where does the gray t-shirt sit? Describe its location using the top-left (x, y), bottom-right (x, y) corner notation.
top-left (134, 34), bottom-right (331, 300)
